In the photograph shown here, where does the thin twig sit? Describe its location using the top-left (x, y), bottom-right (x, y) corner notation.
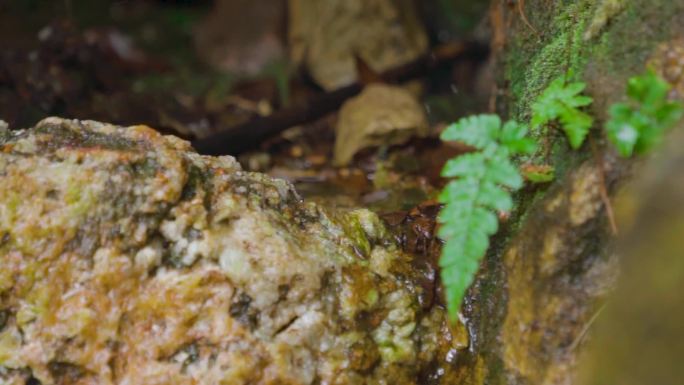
top-left (590, 137), bottom-right (619, 236)
top-left (517, 0), bottom-right (540, 35)
top-left (488, 84), bottom-right (498, 113)
top-left (569, 303), bottom-right (606, 351)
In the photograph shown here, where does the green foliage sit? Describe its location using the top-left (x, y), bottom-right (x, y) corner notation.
top-left (532, 77), bottom-right (594, 149)
top-left (439, 115), bottom-right (536, 320)
top-left (521, 164), bottom-right (556, 184)
top-left (606, 70), bottom-right (684, 157)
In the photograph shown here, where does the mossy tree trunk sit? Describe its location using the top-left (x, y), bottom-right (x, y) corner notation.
top-left (448, 1), bottom-right (684, 384)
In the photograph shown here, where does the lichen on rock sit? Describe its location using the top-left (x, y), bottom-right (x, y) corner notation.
top-left (0, 118), bottom-right (456, 384)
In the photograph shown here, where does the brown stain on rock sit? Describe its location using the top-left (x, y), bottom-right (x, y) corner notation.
top-left (500, 160), bottom-right (617, 384)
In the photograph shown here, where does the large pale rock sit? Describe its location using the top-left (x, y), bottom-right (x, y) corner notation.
top-left (288, 0), bottom-right (428, 90)
top-left (0, 118), bottom-right (455, 384)
top-left (333, 84), bottom-right (429, 166)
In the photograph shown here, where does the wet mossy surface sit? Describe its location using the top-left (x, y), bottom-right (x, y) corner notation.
top-left (504, 0), bottom-right (684, 180)
top-left (450, 1), bottom-right (684, 383)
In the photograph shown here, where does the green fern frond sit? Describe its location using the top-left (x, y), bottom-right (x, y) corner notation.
top-left (441, 114), bottom-right (502, 148)
top-left (606, 70), bottom-right (684, 157)
top-left (438, 114), bottom-right (536, 320)
top-left (532, 77), bottom-right (594, 149)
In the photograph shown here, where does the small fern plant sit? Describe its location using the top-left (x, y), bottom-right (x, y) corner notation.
top-left (532, 76), bottom-right (594, 149)
top-left (439, 115), bottom-right (536, 320)
top-left (606, 70), bottom-right (684, 157)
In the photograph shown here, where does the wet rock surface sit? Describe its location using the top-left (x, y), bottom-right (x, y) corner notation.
top-left (0, 118), bottom-right (456, 384)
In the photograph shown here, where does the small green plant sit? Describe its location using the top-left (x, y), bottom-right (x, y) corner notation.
top-left (438, 115), bottom-right (536, 320)
top-left (521, 164), bottom-right (555, 183)
top-left (532, 77), bottom-right (594, 149)
top-left (606, 70), bottom-right (684, 157)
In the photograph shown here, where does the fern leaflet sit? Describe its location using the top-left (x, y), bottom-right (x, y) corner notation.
top-left (439, 115), bottom-right (536, 320)
top-left (532, 77), bottom-right (594, 149)
top-left (606, 70), bottom-right (684, 157)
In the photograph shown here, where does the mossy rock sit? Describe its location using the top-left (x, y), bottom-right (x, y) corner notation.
top-left (445, 1), bottom-right (684, 384)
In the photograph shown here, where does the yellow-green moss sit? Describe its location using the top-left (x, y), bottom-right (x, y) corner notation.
top-left (507, 1), bottom-right (594, 120)
top-left (505, 0), bottom-right (684, 181)
top-left (584, 0), bottom-right (627, 41)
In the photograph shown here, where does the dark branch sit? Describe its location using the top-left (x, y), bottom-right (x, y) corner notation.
top-left (191, 40), bottom-right (489, 156)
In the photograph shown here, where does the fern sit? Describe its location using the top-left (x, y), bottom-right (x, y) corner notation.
top-left (532, 77), bottom-right (594, 149)
top-left (606, 70), bottom-right (684, 157)
top-left (439, 115), bottom-right (536, 320)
